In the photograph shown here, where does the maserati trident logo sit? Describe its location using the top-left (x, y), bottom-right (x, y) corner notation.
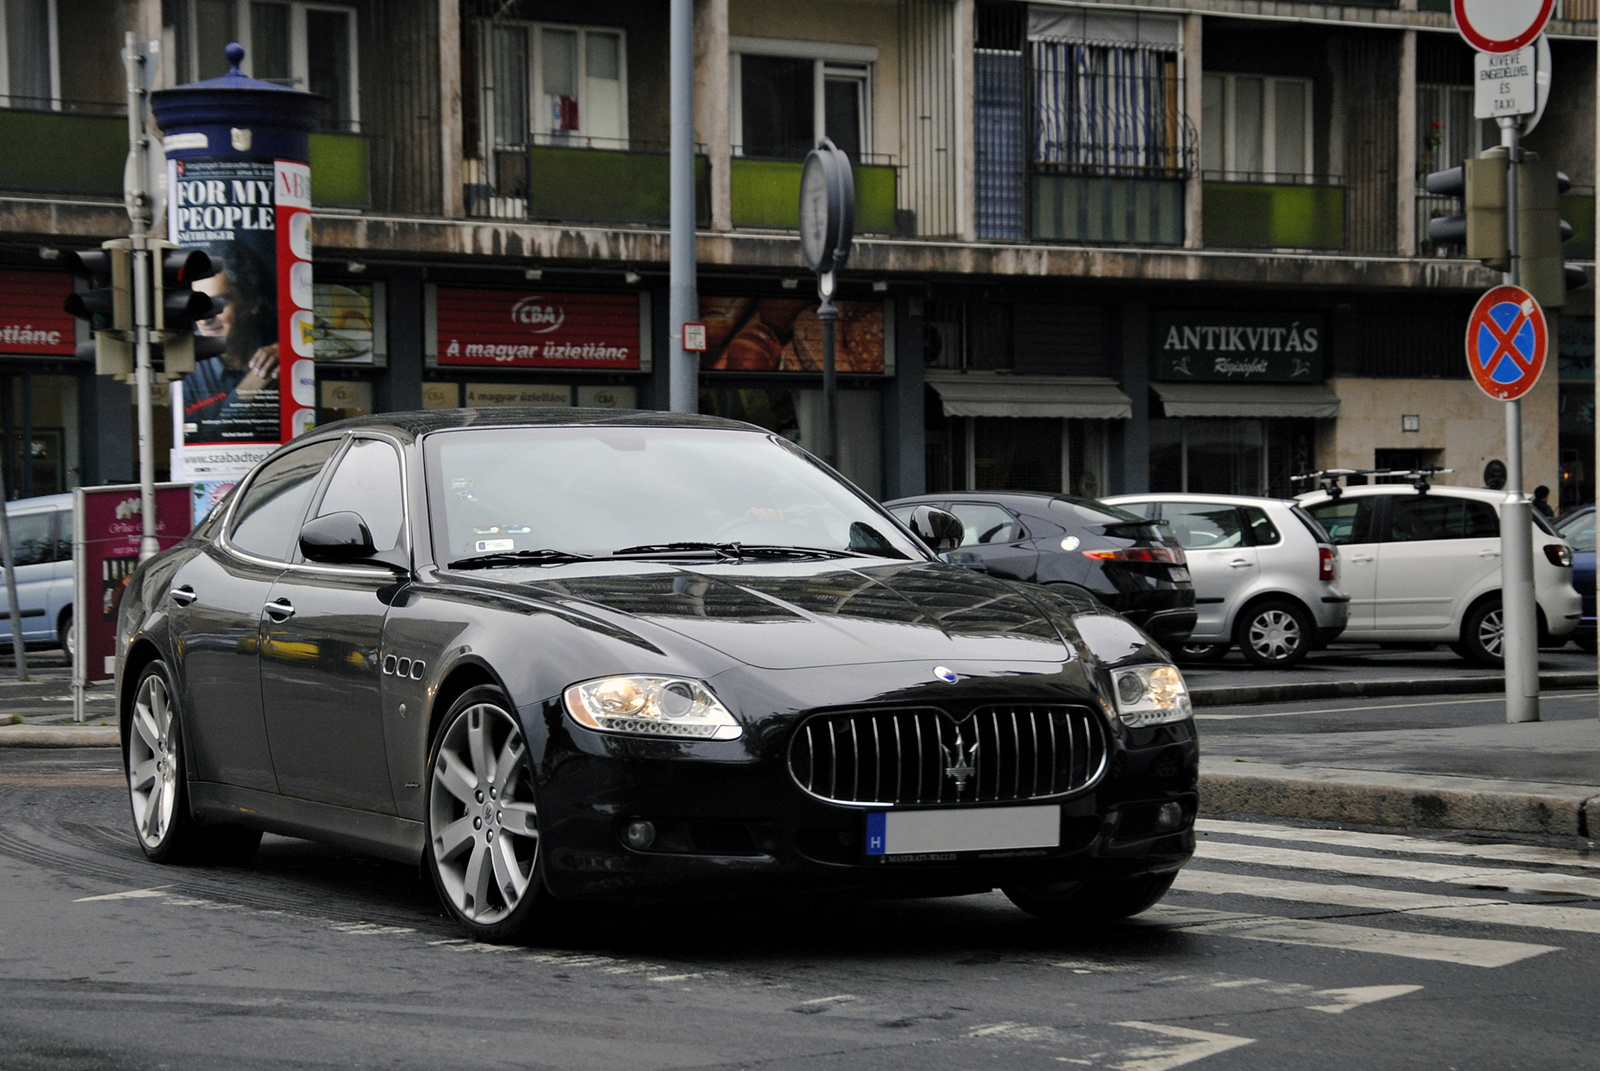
top-left (933, 665), bottom-right (958, 683)
top-left (941, 727), bottom-right (979, 792)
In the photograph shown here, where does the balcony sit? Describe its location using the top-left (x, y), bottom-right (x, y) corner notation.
top-left (1204, 174), bottom-right (1346, 251)
top-left (308, 132), bottom-right (371, 209)
top-left (466, 139), bottom-right (709, 228)
top-left (0, 107), bottom-right (126, 198)
top-left (729, 156), bottom-right (899, 234)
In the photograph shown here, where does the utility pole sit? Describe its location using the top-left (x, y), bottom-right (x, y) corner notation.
top-left (667, 0), bottom-right (697, 414)
top-left (124, 32), bottom-right (159, 562)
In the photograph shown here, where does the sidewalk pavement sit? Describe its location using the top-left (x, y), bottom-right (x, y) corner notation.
top-left (1, 647), bottom-right (1596, 840)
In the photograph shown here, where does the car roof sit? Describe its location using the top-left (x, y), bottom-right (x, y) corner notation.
top-left (297, 407), bottom-right (768, 446)
top-left (5, 492), bottom-right (72, 512)
top-left (1104, 492), bottom-right (1295, 508)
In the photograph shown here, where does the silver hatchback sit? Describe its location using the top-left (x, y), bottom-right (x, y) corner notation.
top-left (1103, 493), bottom-right (1349, 668)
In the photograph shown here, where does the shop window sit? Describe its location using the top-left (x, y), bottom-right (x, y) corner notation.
top-left (173, 0), bottom-right (359, 132)
top-left (733, 41), bottom-right (873, 161)
top-left (480, 21), bottom-right (627, 150)
top-left (970, 418), bottom-right (1107, 496)
top-left (1148, 418), bottom-right (1310, 497)
top-left (1202, 72), bottom-right (1312, 182)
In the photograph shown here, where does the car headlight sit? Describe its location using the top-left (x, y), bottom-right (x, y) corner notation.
top-left (1109, 664), bottom-right (1192, 727)
top-left (563, 676), bottom-right (742, 740)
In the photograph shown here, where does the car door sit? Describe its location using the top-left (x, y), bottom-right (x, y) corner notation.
top-left (169, 438), bottom-right (341, 792)
top-left (1156, 501), bottom-right (1256, 640)
top-left (1375, 494), bottom-right (1499, 632)
top-left (1, 508), bottom-right (56, 643)
top-left (260, 435), bottom-right (406, 814)
top-left (1303, 496), bottom-right (1378, 631)
top-left (945, 501), bottom-right (1039, 581)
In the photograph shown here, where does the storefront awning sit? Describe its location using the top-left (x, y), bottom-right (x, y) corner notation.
top-left (1151, 382), bottom-right (1342, 419)
top-left (928, 376), bottom-right (1132, 420)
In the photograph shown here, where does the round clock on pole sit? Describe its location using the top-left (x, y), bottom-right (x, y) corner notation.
top-left (798, 138), bottom-right (855, 279)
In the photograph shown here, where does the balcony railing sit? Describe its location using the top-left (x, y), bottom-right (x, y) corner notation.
top-left (730, 155), bottom-right (899, 234)
top-left (1203, 173), bottom-right (1346, 251)
top-left (466, 139), bottom-right (709, 227)
top-left (308, 132), bottom-right (371, 209)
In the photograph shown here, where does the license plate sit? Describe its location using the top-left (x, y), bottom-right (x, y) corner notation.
top-left (865, 805), bottom-right (1060, 856)
top-left (1170, 567), bottom-right (1191, 582)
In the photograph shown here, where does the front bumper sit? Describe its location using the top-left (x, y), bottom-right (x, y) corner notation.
top-left (530, 694), bottom-right (1199, 903)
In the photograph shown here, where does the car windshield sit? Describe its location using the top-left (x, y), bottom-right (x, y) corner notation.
top-left (424, 425), bottom-right (924, 563)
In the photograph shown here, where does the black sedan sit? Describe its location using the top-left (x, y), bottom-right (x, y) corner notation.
top-left (117, 409), bottom-right (1198, 943)
top-left (885, 492), bottom-right (1197, 645)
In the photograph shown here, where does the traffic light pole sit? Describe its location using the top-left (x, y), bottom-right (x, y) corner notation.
top-left (1500, 116), bottom-right (1540, 724)
top-left (124, 33), bottom-right (158, 563)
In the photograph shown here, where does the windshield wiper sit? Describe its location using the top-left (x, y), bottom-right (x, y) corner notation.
top-left (447, 548), bottom-right (595, 569)
top-left (610, 542), bottom-right (877, 561)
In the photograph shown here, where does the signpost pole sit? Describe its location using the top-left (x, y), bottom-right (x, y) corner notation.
top-left (124, 32), bottom-right (159, 563)
top-left (1499, 115), bottom-right (1540, 723)
top-left (667, 0), bottom-right (698, 415)
top-left (818, 273), bottom-right (838, 467)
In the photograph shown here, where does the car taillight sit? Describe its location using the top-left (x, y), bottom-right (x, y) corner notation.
top-left (1545, 544), bottom-right (1573, 568)
top-left (1084, 546), bottom-right (1187, 566)
top-left (1319, 545), bottom-right (1336, 582)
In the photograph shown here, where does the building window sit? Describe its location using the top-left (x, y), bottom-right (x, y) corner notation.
top-left (731, 39), bottom-right (875, 162)
top-left (173, 0), bottom-right (359, 132)
top-left (1202, 73), bottom-right (1312, 182)
top-left (0, 0), bottom-right (56, 111)
top-left (480, 21), bottom-right (627, 150)
top-left (1148, 418), bottom-right (1312, 498)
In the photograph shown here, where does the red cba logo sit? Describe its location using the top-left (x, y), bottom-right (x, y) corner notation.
top-left (511, 296), bottom-right (565, 334)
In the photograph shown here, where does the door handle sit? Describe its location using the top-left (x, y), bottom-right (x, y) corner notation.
top-left (169, 585), bottom-right (197, 606)
top-left (1479, 549), bottom-right (1501, 558)
top-left (263, 598), bottom-right (296, 622)
top-left (1350, 554), bottom-right (1375, 564)
top-left (1228, 558), bottom-right (1253, 569)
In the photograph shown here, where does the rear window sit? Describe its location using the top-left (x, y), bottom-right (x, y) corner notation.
top-left (1048, 496), bottom-right (1146, 525)
top-left (1242, 506), bottom-right (1281, 546)
top-left (1304, 497), bottom-right (1375, 546)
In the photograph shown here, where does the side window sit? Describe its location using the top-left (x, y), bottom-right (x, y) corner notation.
top-left (948, 503), bottom-right (1026, 547)
top-left (228, 440), bottom-right (341, 561)
top-left (1305, 498), bottom-right (1374, 546)
top-left (1242, 506), bottom-right (1281, 546)
top-left (53, 510), bottom-right (73, 562)
top-left (1161, 503), bottom-right (1244, 550)
top-left (1463, 500), bottom-right (1499, 539)
top-left (314, 438), bottom-right (406, 553)
top-left (1388, 496), bottom-right (1466, 542)
top-left (6, 513), bottom-right (53, 567)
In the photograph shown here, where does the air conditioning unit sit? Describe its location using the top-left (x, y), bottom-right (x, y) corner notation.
top-left (924, 320), bottom-right (963, 369)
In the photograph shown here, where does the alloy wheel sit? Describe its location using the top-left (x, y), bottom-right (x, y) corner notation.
top-left (427, 701), bottom-right (540, 926)
top-left (1477, 607), bottom-right (1505, 659)
top-left (127, 671), bottom-right (179, 850)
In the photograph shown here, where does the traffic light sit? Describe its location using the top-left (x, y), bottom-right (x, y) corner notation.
top-left (150, 240), bottom-right (220, 380)
top-left (1518, 160), bottom-right (1589, 309)
top-left (1425, 147), bottom-right (1508, 268)
top-left (61, 239), bottom-right (134, 378)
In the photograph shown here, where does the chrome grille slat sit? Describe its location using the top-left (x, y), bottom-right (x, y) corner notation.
top-left (789, 704), bottom-right (1109, 807)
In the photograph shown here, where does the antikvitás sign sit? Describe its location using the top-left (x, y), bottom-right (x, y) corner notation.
top-left (433, 289), bottom-right (642, 369)
top-left (0, 271), bottom-right (74, 356)
top-left (1152, 311), bottom-right (1325, 383)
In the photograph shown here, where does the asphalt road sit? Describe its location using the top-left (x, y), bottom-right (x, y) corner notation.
top-left (2, 747), bottom-right (1596, 1070)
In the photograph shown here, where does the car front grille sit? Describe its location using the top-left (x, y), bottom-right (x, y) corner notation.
top-left (787, 704), bottom-right (1109, 807)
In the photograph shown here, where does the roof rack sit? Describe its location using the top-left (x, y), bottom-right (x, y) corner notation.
top-left (1291, 467), bottom-right (1456, 499)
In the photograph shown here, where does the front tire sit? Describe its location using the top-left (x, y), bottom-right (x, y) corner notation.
top-left (1456, 597), bottom-right (1505, 667)
top-left (1004, 872), bottom-right (1177, 924)
top-left (425, 685), bottom-right (545, 943)
top-left (1234, 599), bottom-right (1314, 668)
top-left (125, 660), bottom-right (261, 864)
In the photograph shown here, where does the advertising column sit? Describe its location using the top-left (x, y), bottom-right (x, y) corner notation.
top-left (151, 44), bottom-right (319, 520)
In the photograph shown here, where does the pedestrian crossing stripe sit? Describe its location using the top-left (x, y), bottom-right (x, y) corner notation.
top-left (1178, 869), bottom-right (1600, 935)
top-left (1143, 905), bottom-right (1558, 967)
top-left (1200, 818), bottom-right (1600, 872)
top-left (1194, 841), bottom-right (1600, 898)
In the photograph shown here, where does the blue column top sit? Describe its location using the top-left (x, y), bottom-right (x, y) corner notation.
top-left (151, 44), bottom-right (320, 163)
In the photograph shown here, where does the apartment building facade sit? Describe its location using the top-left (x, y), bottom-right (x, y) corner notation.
top-left (0, 0), bottom-right (1594, 507)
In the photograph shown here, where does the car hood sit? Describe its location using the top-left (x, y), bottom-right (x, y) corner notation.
top-left (505, 558), bottom-right (1074, 670)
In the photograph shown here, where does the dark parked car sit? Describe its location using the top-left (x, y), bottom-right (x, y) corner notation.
top-left (1554, 505), bottom-right (1595, 653)
top-left (117, 410), bottom-right (1198, 943)
top-left (884, 492), bottom-right (1197, 645)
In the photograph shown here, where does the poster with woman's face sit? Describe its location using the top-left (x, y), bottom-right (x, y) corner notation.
top-left (169, 157), bottom-right (283, 446)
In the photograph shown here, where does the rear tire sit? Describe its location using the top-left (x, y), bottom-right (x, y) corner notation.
top-left (1004, 872), bottom-right (1177, 925)
top-left (57, 607), bottom-right (72, 661)
top-left (1234, 599), bottom-right (1314, 668)
top-left (1457, 597), bottom-right (1505, 667)
top-left (1176, 643), bottom-right (1229, 664)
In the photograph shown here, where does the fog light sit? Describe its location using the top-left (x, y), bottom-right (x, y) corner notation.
top-left (623, 820), bottom-right (656, 850)
top-left (1155, 802), bottom-right (1183, 830)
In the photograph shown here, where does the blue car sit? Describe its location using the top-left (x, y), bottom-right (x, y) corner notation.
top-left (1554, 505), bottom-right (1595, 653)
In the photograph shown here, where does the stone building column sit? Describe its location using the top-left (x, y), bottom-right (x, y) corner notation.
top-left (696, 0), bottom-right (732, 232)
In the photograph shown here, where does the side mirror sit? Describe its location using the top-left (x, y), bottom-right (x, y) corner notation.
top-left (908, 505), bottom-right (964, 553)
top-left (299, 511), bottom-right (376, 563)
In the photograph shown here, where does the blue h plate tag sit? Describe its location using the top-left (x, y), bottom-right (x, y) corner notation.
top-left (865, 806), bottom-right (1060, 857)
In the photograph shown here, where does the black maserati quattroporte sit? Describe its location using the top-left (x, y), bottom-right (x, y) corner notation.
top-left (117, 409), bottom-right (1198, 943)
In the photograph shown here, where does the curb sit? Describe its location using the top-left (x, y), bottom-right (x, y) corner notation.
top-left (1190, 670), bottom-right (1596, 708)
top-left (1200, 760), bottom-right (1600, 839)
top-left (0, 725), bottom-right (118, 748)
